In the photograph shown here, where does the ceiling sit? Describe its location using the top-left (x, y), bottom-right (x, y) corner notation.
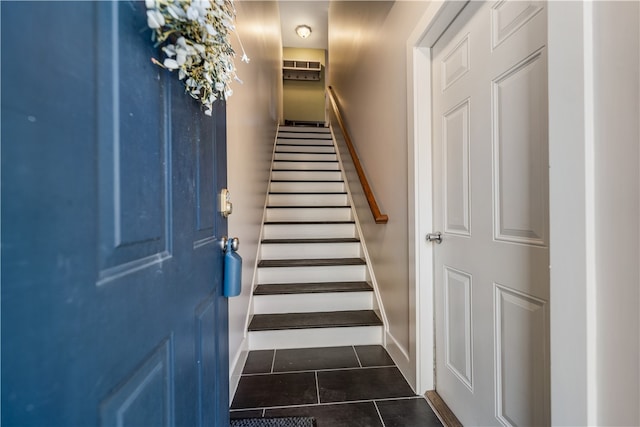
top-left (279, 1), bottom-right (329, 50)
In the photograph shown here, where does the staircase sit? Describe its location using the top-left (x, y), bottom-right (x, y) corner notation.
top-left (248, 125), bottom-right (384, 350)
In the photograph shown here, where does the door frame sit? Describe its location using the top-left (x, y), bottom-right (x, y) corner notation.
top-left (408, 1), bottom-right (596, 423)
top-left (407, 0), bottom-right (470, 396)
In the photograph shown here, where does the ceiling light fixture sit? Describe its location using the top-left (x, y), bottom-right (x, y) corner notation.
top-left (295, 25), bottom-right (312, 39)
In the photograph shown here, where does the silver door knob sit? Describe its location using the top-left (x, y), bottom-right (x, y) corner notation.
top-left (222, 236), bottom-right (240, 252)
top-left (426, 232), bottom-right (443, 244)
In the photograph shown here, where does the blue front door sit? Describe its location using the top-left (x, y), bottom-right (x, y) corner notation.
top-left (2, 2), bottom-right (229, 425)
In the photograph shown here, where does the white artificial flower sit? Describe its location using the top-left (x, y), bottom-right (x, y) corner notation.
top-left (167, 4), bottom-right (186, 19)
top-left (146, 10), bottom-right (165, 29)
top-left (176, 52), bottom-right (187, 66)
top-left (193, 0), bottom-right (210, 14)
top-left (192, 43), bottom-right (205, 54)
top-left (176, 37), bottom-right (188, 50)
top-left (205, 24), bottom-right (218, 36)
top-left (147, 0), bottom-right (242, 113)
top-left (163, 58), bottom-right (179, 69)
top-left (162, 45), bottom-right (176, 57)
top-left (186, 5), bottom-right (200, 21)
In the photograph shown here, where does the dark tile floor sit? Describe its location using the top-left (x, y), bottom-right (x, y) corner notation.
top-left (230, 346), bottom-right (443, 427)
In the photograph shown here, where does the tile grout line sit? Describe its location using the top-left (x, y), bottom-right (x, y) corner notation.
top-left (240, 364), bottom-right (397, 377)
top-left (232, 396), bottom-right (423, 413)
top-left (352, 345), bottom-right (363, 368)
top-left (373, 400), bottom-right (387, 427)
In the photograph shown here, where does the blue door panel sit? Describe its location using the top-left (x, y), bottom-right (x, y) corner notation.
top-left (100, 338), bottom-right (174, 426)
top-left (97, 1), bottom-right (171, 275)
top-left (2, 2), bottom-right (229, 426)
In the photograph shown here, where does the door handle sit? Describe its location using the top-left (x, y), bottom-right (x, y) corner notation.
top-left (222, 236), bottom-right (239, 252)
top-left (426, 232), bottom-right (443, 244)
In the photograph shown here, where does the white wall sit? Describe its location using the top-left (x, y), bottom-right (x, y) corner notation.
top-left (548, 2), bottom-right (640, 425)
top-left (327, 1), bottom-right (640, 422)
top-left (328, 0), bottom-right (431, 388)
top-left (282, 47), bottom-right (326, 123)
top-left (592, 2), bottom-right (639, 424)
top-left (226, 0), bottom-right (282, 398)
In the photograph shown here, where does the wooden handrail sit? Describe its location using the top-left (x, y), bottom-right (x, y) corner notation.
top-left (327, 86), bottom-right (388, 224)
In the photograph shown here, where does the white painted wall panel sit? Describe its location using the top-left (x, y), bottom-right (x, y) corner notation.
top-left (592, 2), bottom-right (640, 424)
top-left (494, 284), bottom-right (548, 427)
top-left (492, 49), bottom-right (548, 246)
top-left (226, 0), bottom-right (282, 399)
top-left (443, 100), bottom-right (471, 236)
top-left (328, 0), bottom-right (432, 388)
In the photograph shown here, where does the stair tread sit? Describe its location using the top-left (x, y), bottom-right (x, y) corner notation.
top-left (264, 220), bottom-right (355, 225)
top-left (275, 151), bottom-right (336, 154)
top-left (274, 159), bottom-right (338, 163)
top-left (276, 144), bottom-right (334, 147)
top-left (272, 169), bottom-right (339, 172)
top-left (279, 129), bottom-right (330, 133)
top-left (254, 281), bottom-right (372, 295)
top-left (258, 258), bottom-right (365, 268)
top-left (269, 192), bottom-right (347, 195)
top-left (266, 205), bottom-right (350, 209)
top-left (248, 310), bottom-right (382, 331)
top-left (277, 136), bottom-right (332, 139)
top-left (270, 180), bottom-right (344, 183)
top-left (261, 238), bottom-right (360, 244)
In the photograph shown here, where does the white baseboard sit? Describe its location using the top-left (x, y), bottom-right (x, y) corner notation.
top-left (385, 330), bottom-right (416, 392)
top-left (228, 337), bottom-right (249, 403)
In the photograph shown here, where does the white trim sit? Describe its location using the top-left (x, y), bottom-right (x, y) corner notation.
top-left (242, 126), bottom-right (281, 341)
top-left (547, 3), bottom-right (592, 423)
top-left (408, 0), bottom-right (469, 395)
top-left (411, 45), bottom-right (434, 395)
top-left (228, 337), bottom-right (249, 401)
top-left (582, 3), bottom-right (598, 424)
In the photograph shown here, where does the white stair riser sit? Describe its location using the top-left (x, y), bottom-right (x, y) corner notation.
top-left (262, 223), bottom-right (356, 239)
top-left (276, 139), bottom-right (332, 147)
top-left (275, 153), bottom-right (337, 161)
top-left (276, 145), bottom-right (335, 153)
top-left (261, 242), bottom-right (362, 259)
top-left (268, 193), bottom-right (349, 206)
top-left (266, 208), bottom-right (352, 222)
top-left (253, 292), bottom-right (373, 314)
top-left (277, 134), bottom-right (333, 140)
top-left (249, 326), bottom-right (383, 350)
top-left (258, 264), bottom-right (367, 284)
top-left (269, 181), bottom-right (345, 193)
top-left (272, 171), bottom-right (342, 181)
top-left (273, 161), bottom-right (339, 171)
top-left (279, 126), bottom-right (330, 133)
